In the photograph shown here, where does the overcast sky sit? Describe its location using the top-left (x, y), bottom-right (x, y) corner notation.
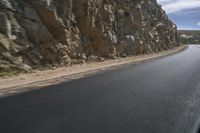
top-left (157, 0), bottom-right (200, 30)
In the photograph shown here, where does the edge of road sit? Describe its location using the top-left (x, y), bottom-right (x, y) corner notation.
top-left (0, 45), bottom-right (188, 98)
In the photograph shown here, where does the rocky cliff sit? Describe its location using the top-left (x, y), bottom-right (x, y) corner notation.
top-left (0, 0), bottom-right (180, 74)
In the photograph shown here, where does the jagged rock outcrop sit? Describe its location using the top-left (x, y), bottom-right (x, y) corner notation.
top-left (0, 0), bottom-right (180, 74)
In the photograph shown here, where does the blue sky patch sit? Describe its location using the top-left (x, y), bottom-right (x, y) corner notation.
top-left (157, 0), bottom-right (200, 30)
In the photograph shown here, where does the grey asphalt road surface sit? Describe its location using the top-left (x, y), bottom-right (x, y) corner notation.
top-left (0, 45), bottom-right (200, 133)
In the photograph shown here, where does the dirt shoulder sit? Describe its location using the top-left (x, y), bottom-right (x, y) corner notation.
top-left (0, 45), bottom-right (187, 97)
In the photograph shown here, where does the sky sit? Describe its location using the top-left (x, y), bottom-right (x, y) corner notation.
top-left (157, 0), bottom-right (200, 30)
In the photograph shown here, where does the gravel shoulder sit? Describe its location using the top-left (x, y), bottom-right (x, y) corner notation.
top-left (0, 45), bottom-right (187, 97)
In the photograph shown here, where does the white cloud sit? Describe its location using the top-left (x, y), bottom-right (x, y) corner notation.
top-left (157, 0), bottom-right (200, 14)
top-left (197, 22), bottom-right (200, 26)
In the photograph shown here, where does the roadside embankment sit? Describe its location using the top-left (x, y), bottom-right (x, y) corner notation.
top-left (0, 45), bottom-right (187, 97)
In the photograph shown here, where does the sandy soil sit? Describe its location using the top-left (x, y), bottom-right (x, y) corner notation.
top-left (0, 45), bottom-right (187, 97)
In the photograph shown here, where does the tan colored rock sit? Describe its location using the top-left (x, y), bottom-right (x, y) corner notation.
top-left (0, 0), bottom-right (181, 74)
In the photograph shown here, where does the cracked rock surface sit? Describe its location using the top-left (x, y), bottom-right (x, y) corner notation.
top-left (0, 0), bottom-right (180, 73)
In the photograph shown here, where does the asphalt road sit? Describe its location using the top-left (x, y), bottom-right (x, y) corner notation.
top-left (1, 45), bottom-right (200, 133)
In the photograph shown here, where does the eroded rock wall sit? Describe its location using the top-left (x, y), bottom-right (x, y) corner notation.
top-left (0, 0), bottom-right (180, 73)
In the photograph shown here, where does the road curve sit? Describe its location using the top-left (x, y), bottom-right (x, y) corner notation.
top-left (0, 45), bottom-right (200, 133)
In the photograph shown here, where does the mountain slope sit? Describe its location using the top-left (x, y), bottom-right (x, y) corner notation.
top-left (179, 30), bottom-right (200, 44)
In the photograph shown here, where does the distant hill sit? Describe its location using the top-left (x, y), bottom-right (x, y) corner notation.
top-left (179, 30), bottom-right (200, 44)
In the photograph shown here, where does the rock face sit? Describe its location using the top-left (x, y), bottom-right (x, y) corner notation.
top-left (0, 0), bottom-right (180, 73)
